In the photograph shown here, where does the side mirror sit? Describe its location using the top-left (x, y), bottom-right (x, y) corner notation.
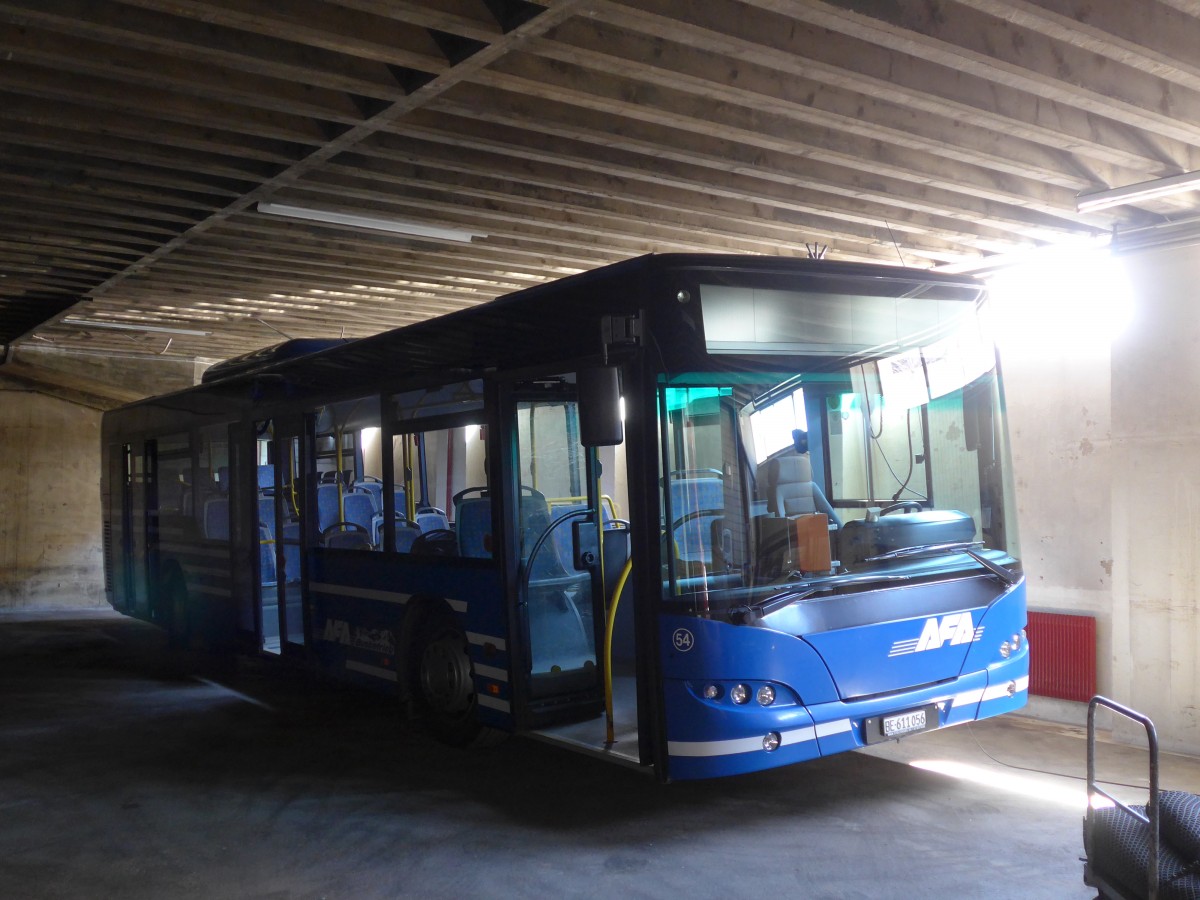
top-left (578, 366), bottom-right (623, 447)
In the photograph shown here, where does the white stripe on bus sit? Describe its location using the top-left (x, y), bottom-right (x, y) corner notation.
top-left (309, 582), bottom-right (411, 605)
top-left (981, 675), bottom-right (1029, 702)
top-left (952, 688), bottom-right (985, 708)
top-left (669, 725), bottom-right (819, 758)
top-left (467, 632), bottom-right (506, 652)
top-left (345, 660), bottom-right (398, 682)
top-left (474, 663), bottom-right (508, 682)
top-left (814, 718), bottom-right (852, 738)
top-left (189, 584), bottom-right (230, 598)
top-left (308, 583), bottom-right (467, 614)
top-left (477, 695), bottom-right (511, 713)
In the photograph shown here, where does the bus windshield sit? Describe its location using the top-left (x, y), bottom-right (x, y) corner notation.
top-left (662, 301), bottom-right (1018, 616)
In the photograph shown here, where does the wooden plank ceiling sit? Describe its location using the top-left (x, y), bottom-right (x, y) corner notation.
top-left (2, 0), bottom-right (1199, 362)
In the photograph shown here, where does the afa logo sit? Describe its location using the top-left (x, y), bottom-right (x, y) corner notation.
top-left (322, 618), bottom-right (395, 655)
top-left (889, 613), bottom-right (984, 657)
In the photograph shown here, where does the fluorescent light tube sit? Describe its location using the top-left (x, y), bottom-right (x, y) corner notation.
top-left (256, 201), bottom-right (482, 243)
top-left (1076, 170), bottom-right (1200, 213)
top-left (61, 318), bottom-right (211, 336)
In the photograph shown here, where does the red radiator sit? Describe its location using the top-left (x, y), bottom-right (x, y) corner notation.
top-left (1026, 611), bottom-right (1097, 703)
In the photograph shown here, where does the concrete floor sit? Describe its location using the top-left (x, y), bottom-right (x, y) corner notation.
top-left (4, 610), bottom-right (1199, 900)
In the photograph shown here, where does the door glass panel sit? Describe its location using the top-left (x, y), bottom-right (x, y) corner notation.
top-left (255, 422), bottom-right (306, 653)
top-left (516, 396), bottom-right (597, 693)
top-left (280, 433), bottom-right (306, 647)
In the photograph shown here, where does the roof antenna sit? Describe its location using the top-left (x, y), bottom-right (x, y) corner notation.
top-left (884, 221), bottom-right (906, 266)
top-left (805, 242), bottom-right (828, 259)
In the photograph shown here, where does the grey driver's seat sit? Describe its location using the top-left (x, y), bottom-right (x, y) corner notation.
top-left (764, 455), bottom-right (841, 527)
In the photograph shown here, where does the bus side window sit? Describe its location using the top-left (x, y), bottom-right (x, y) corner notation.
top-left (313, 396), bottom-right (384, 552)
top-left (388, 423), bottom-right (486, 557)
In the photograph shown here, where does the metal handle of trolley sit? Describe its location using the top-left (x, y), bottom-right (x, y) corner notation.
top-left (1086, 695), bottom-right (1161, 900)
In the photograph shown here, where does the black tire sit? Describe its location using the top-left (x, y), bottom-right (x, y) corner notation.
top-left (410, 608), bottom-right (505, 748)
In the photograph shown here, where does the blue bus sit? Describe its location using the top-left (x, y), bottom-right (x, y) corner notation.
top-left (101, 254), bottom-right (1027, 781)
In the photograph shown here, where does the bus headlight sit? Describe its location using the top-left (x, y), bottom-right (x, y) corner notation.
top-left (702, 684), bottom-right (722, 700)
top-left (757, 685), bottom-right (776, 706)
top-left (731, 684), bottom-right (750, 705)
top-left (763, 732), bottom-right (781, 752)
top-left (999, 640), bottom-right (1011, 659)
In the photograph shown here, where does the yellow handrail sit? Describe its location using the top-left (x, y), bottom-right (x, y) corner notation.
top-left (604, 557), bottom-right (633, 746)
top-left (546, 494), bottom-right (620, 520)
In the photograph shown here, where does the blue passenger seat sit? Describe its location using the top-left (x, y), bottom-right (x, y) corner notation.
top-left (354, 480), bottom-right (383, 513)
top-left (258, 524), bottom-right (277, 586)
top-left (340, 492), bottom-right (376, 538)
top-left (316, 483), bottom-right (341, 533)
top-left (281, 521), bottom-right (301, 583)
top-left (669, 475), bottom-right (724, 565)
top-left (258, 496), bottom-right (275, 530)
top-left (416, 506), bottom-right (449, 533)
top-left (457, 496), bottom-right (493, 558)
top-left (203, 497), bottom-right (230, 540)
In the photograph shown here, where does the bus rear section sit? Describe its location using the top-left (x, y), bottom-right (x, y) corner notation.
top-left (655, 271), bottom-right (1026, 780)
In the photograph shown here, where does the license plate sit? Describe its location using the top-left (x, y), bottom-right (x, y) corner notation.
top-left (862, 704), bottom-right (938, 744)
top-left (882, 708), bottom-right (927, 738)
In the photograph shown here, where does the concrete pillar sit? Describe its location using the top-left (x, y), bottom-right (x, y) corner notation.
top-left (1110, 245), bottom-right (1200, 753)
top-left (1000, 313), bottom-right (1114, 724)
top-left (0, 390), bottom-right (106, 608)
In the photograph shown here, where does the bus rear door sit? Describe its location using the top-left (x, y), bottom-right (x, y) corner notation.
top-left (254, 416), bottom-right (311, 655)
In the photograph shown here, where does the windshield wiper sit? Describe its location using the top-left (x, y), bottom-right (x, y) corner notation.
top-left (730, 587), bottom-right (821, 624)
top-left (731, 570), bottom-right (913, 624)
top-left (865, 540), bottom-right (983, 562)
top-left (962, 548), bottom-right (1022, 586)
top-left (865, 541), bottom-right (1021, 586)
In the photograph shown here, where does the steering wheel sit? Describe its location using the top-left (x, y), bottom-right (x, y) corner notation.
top-left (671, 508), bottom-right (724, 531)
top-left (880, 501), bottom-right (923, 515)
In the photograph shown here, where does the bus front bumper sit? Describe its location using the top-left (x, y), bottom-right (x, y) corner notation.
top-left (664, 649), bottom-right (1029, 781)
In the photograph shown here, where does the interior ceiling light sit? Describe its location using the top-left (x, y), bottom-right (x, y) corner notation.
top-left (256, 201), bottom-right (483, 243)
top-left (1076, 169), bottom-right (1200, 213)
top-left (61, 318), bottom-right (211, 336)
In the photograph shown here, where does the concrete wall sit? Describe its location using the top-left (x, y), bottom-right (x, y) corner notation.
top-left (1003, 346), bottom-right (1114, 726)
top-left (0, 391), bottom-right (106, 608)
top-left (1001, 241), bottom-right (1200, 752)
top-left (1109, 245), bottom-right (1200, 753)
top-left (0, 349), bottom-right (204, 610)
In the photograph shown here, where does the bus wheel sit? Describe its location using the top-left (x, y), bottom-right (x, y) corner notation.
top-left (413, 610), bottom-right (481, 746)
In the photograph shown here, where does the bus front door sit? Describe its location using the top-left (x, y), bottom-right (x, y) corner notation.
top-left (511, 389), bottom-right (608, 728)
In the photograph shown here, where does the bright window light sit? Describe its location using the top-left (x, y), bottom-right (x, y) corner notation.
top-left (750, 391), bottom-right (806, 463)
top-left (985, 247), bottom-right (1135, 359)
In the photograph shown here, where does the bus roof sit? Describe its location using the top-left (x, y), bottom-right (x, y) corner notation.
top-left (107, 253), bottom-right (984, 421)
